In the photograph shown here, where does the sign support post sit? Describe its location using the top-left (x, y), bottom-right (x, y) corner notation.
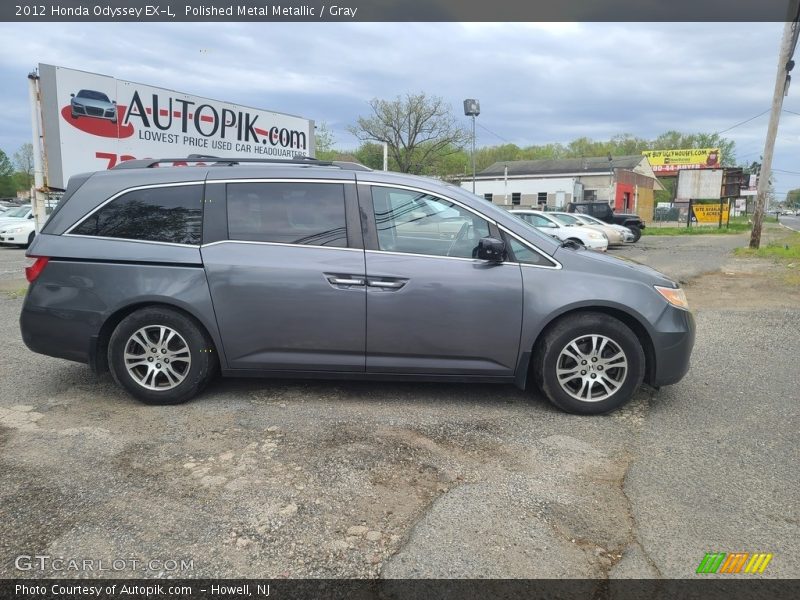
top-left (27, 71), bottom-right (47, 230)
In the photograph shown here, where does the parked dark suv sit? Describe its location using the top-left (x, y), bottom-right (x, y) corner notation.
top-left (21, 157), bottom-right (694, 414)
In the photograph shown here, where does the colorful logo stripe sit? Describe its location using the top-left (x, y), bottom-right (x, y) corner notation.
top-left (696, 552), bottom-right (773, 574)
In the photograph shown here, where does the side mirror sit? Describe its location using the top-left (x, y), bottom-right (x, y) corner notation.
top-left (70, 93), bottom-right (75, 98)
top-left (476, 236), bottom-right (505, 262)
top-left (112, 100), bottom-right (117, 104)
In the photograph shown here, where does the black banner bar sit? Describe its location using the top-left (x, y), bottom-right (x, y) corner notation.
top-left (2, 579), bottom-right (800, 600)
top-left (2, 0), bottom-right (799, 22)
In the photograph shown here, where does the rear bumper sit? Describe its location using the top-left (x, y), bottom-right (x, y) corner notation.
top-left (0, 234), bottom-right (28, 244)
top-left (651, 306), bottom-right (695, 386)
top-left (20, 301), bottom-right (94, 365)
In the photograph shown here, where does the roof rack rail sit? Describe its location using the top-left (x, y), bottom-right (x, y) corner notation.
top-left (112, 155), bottom-right (372, 172)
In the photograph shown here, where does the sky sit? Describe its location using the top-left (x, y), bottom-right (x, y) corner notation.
top-left (0, 21), bottom-right (798, 196)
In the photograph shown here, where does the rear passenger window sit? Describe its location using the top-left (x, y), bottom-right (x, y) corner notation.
top-left (226, 182), bottom-right (347, 247)
top-left (71, 185), bottom-right (202, 245)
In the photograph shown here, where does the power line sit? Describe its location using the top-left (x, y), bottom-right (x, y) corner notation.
top-left (476, 122), bottom-right (512, 144)
top-left (716, 109), bottom-right (771, 134)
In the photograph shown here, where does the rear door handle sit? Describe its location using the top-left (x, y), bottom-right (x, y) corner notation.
top-left (367, 280), bottom-right (406, 289)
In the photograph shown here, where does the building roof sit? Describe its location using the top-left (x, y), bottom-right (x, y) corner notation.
top-left (478, 156), bottom-right (647, 177)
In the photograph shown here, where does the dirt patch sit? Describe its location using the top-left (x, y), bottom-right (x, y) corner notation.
top-left (684, 256), bottom-right (800, 310)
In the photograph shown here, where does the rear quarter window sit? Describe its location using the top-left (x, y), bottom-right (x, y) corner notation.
top-left (71, 185), bottom-right (203, 245)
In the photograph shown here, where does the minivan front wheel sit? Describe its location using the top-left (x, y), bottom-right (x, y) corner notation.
top-left (108, 307), bottom-right (217, 405)
top-left (534, 312), bottom-right (645, 414)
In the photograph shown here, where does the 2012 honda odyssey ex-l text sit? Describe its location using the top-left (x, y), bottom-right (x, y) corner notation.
top-left (20, 157), bottom-right (695, 414)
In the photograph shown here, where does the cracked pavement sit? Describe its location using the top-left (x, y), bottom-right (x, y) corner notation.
top-left (0, 234), bottom-right (798, 579)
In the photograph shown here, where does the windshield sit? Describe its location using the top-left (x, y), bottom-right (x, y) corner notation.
top-left (5, 206), bottom-right (30, 218)
top-left (552, 213), bottom-right (582, 226)
top-left (548, 214), bottom-right (573, 227)
top-left (505, 212), bottom-right (564, 242)
top-left (77, 90), bottom-right (111, 102)
top-left (579, 214), bottom-right (604, 226)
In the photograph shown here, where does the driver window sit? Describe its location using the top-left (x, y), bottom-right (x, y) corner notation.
top-left (371, 187), bottom-right (490, 259)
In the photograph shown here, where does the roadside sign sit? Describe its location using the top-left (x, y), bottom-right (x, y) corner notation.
top-left (37, 64), bottom-right (315, 189)
top-left (692, 203), bottom-right (730, 223)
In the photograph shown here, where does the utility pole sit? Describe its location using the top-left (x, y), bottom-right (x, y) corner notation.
top-left (750, 20), bottom-right (797, 248)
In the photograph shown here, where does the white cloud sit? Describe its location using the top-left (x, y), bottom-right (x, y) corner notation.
top-left (0, 21), bottom-right (796, 191)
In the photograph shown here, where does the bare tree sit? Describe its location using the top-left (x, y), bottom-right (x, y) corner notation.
top-left (13, 143), bottom-right (34, 189)
top-left (349, 93), bottom-right (469, 174)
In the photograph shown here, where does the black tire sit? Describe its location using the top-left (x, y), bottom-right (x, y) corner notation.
top-left (25, 232), bottom-right (34, 248)
top-left (533, 312), bottom-right (645, 415)
top-left (567, 237), bottom-right (585, 248)
top-left (108, 306), bottom-right (217, 405)
top-left (627, 224), bottom-right (642, 242)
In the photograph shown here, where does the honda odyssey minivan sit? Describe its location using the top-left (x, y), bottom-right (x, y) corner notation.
top-left (21, 157), bottom-right (694, 414)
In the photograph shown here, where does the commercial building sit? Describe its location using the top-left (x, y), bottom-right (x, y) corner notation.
top-left (462, 155), bottom-right (663, 220)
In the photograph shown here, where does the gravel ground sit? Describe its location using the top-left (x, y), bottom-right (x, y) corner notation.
top-left (0, 234), bottom-right (797, 579)
top-left (0, 246), bottom-right (27, 288)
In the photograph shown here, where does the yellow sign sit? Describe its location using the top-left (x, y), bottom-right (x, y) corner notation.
top-left (643, 148), bottom-right (721, 173)
top-left (692, 203), bottom-right (730, 223)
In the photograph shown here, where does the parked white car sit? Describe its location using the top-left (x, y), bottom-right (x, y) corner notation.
top-left (510, 209), bottom-right (609, 252)
top-left (0, 205), bottom-right (33, 230)
top-left (548, 211), bottom-right (626, 245)
top-left (0, 218), bottom-right (36, 247)
top-left (566, 212), bottom-right (636, 243)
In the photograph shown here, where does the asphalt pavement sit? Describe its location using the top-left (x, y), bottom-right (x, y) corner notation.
top-left (0, 233), bottom-right (797, 580)
top-left (780, 214), bottom-right (800, 232)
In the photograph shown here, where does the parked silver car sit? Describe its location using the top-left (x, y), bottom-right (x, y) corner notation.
top-left (21, 157), bottom-right (694, 414)
top-left (548, 211), bottom-right (626, 245)
top-left (70, 89), bottom-right (118, 123)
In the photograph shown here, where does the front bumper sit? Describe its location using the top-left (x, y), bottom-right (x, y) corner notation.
top-left (71, 104), bottom-right (117, 121)
top-left (651, 306), bottom-right (696, 387)
top-left (585, 238), bottom-right (609, 252)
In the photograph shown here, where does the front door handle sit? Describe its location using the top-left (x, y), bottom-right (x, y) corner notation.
top-left (327, 276), bottom-right (365, 286)
top-left (367, 280), bottom-right (406, 289)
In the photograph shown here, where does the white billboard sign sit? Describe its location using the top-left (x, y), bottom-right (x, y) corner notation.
top-left (38, 64), bottom-right (315, 189)
top-left (676, 169), bottom-right (724, 201)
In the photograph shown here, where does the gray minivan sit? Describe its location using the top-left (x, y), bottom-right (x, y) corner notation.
top-left (21, 157), bottom-right (694, 414)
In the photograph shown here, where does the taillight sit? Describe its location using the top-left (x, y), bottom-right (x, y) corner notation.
top-left (25, 257), bottom-right (49, 283)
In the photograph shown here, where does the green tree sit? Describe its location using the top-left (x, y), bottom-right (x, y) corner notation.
top-left (350, 92), bottom-right (469, 174)
top-left (785, 189), bottom-right (800, 209)
top-left (13, 143), bottom-right (34, 190)
top-left (0, 149), bottom-right (16, 197)
top-left (314, 122), bottom-right (336, 160)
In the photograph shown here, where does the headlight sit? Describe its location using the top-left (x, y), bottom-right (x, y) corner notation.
top-left (587, 232), bottom-right (604, 240)
top-left (654, 286), bottom-right (689, 310)
top-left (6, 227), bottom-right (23, 233)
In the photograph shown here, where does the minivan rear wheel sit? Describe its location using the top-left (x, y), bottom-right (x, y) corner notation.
top-left (108, 307), bottom-right (217, 405)
top-left (533, 312), bottom-right (645, 414)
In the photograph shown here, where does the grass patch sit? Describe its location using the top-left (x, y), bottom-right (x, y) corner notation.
top-left (643, 222), bottom-right (751, 236)
top-left (2, 286), bottom-right (28, 299)
top-left (735, 232), bottom-right (800, 260)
